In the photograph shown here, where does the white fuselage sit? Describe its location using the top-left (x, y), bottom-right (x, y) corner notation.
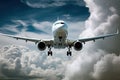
top-left (52, 20), bottom-right (68, 48)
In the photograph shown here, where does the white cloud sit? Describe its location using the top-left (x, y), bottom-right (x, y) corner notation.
top-left (12, 20), bottom-right (29, 33)
top-left (93, 54), bottom-right (120, 80)
top-left (63, 50), bottom-right (105, 80)
top-left (63, 0), bottom-right (120, 80)
top-left (32, 21), bottom-right (52, 34)
top-left (0, 20), bottom-right (29, 34)
top-left (1, 24), bottom-right (20, 33)
top-left (12, 20), bottom-right (28, 27)
top-left (0, 0), bottom-right (120, 80)
top-left (68, 21), bottom-right (85, 39)
top-left (0, 45), bottom-right (68, 79)
top-left (21, 0), bottom-right (85, 8)
top-left (21, 0), bottom-right (66, 8)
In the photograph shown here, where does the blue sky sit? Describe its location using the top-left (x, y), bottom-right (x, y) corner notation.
top-left (0, 0), bottom-right (89, 35)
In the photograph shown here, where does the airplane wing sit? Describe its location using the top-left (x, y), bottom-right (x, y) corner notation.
top-left (0, 29), bottom-right (119, 46)
top-left (78, 29), bottom-right (119, 43)
top-left (0, 33), bottom-right (53, 45)
top-left (2, 34), bottom-right (39, 42)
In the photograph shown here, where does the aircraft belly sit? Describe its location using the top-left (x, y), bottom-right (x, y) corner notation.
top-left (54, 29), bottom-right (67, 38)
top-left (53, 44), bottom-right (66, 48)
top-left (53, 29), bottom-right (67, 49)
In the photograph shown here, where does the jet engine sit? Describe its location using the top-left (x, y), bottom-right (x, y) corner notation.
top-left (37, 41), bottom-right (46, 51)
top-left (73, 41), bottom-right (83, 51)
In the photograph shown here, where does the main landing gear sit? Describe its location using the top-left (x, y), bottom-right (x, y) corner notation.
top-left (47, 45), bottom-right (72, 56)
top-left (67, 46), bottom-right (72, 56)
top-left (48, 50), bottom-right (52, 56)
top-left (48, 46), bottom-right (52, 56)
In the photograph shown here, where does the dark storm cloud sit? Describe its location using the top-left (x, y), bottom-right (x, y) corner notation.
top-left (82, 0), bottom-right (120, 53)
top-left (63, 0), bottom-right (120, 80)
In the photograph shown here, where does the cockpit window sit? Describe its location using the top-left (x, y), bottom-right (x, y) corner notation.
top-left (61, 22), bottom-right (64, 24)
top-left (55, 22), bottom-right (64, 25)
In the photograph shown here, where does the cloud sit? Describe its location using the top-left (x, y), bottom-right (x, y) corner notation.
top-left (0, 45), bottom-right (25, 78)
top-left (21, 0), bottom-right (85, 8)
top-left (63, 50), bottom-right (120, 80)
top-left (83, 0), bottom-right (120, 53)
top-left (21, 0), bottom-right (65, 8)
top-left (32, 21), bottom-right (52, 34)
top-left (0, 45), bottom-right (69, 80)
top-left (0, 24), bottom-right (19, 34)
top-left (0, 20), bottom-right (28, 34)
top-left (93, 54), bottom-right (120, 80)
top-left (0, 0), bottom-right (120, 80)
top-left (79, 0), bottom-right (120, 53)
top-left (68, 21), bottom-right (85, 39)
top-left (63, 0), bottom-right (120, 80)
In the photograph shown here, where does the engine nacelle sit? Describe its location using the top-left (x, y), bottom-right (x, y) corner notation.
top-left (73, 41), bottom-right (83, 51)
top-left (37, 41), bottom-right (46, 51)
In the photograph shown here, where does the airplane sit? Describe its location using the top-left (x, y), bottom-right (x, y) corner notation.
top-left (1, 20), bottom-right (119, 56)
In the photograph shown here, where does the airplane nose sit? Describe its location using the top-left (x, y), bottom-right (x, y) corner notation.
top-left (52, 24), bottom-right (67, 34)
top-left (58, 24), bottom-right (65, 29)
top-left (56, 24), bottom-right (68, 32)
top-left (52, 21), bottom-right (68, 33)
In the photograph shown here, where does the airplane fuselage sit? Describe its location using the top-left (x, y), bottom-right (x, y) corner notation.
top-left (52, 20), bottom-right (68, 48)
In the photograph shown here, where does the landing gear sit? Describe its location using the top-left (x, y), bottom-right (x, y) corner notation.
top-left (48, 51), bottom-right (52, 56)
top-left (67, 51), bottom-right (72, 56)
top-left (67, 46), bottom-right (72, 56)
top-left (48, 45), bottom-right (52, 56)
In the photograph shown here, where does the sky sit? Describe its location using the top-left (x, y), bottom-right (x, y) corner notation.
top-left (0, 0), bottom-right (120, 80)
top-left (0, 0), bottom-right (89, 34)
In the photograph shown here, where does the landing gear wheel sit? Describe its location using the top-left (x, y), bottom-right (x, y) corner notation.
top-left (48, 51), bottom-right (52, 56)
top-left (48, 45), bottom-right (52, 56)
top-left (67, 51), bottom-right (72, 56)
top-left (67, 45), bottom-right (72, 56)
